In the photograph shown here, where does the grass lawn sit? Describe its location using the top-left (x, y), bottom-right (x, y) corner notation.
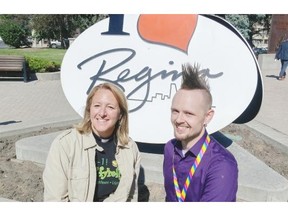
top-left (0, 48), bottom-right (66, 65)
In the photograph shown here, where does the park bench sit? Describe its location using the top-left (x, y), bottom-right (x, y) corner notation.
top-left (0, 55), bottom-right (29, 82)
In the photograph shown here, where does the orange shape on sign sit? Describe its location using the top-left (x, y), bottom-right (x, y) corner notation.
top-left (138, 14), bottom-right (198, 53)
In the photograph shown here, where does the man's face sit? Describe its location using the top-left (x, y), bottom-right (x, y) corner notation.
top-left (171, 89), bottom-right (212, 145)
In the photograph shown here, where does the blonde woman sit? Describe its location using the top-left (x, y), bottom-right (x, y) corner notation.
top-left (43, 82), bottom-right (141, 202)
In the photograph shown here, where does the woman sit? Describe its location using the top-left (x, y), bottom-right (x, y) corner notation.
top-left (43, 82), bottom-right (141, 202)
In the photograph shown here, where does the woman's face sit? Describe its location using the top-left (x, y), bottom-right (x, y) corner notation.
top-left (90, 88), bottom-right (121, 138)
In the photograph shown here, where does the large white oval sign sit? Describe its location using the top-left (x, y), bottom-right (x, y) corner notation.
top-left (61, 14), bottom-right (262, 144)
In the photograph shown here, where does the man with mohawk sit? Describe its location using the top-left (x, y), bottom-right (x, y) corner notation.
top-left (163, 63), bottom-right (238, 202)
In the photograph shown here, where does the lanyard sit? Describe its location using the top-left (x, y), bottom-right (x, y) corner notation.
top-left (173, 135), bottom-right (210, 202)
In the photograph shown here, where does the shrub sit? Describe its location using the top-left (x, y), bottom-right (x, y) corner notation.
top-left (25, 56), bottom-right (60, 73)
top-left (0, 19), bottom-right (30, 48)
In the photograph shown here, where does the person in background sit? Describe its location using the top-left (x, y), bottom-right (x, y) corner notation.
top-left (43, 82), bottom-right (141, 202)
top-left (275, 35), bottom-right (288, 80)
top-left (163, 63), bottom-right (238, 202)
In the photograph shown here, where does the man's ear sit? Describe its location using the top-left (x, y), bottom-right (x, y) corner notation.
top-left (204, 109), bottom-right (214, 126)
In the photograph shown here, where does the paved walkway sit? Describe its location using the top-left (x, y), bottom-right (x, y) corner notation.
top-left (0, 73), bottom-right (81, 137)
top-left (1, 62), bottom-right (288, 201)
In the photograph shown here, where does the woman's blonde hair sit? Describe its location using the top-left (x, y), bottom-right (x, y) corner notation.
top-left (76, 82), bottom-right (129, 145)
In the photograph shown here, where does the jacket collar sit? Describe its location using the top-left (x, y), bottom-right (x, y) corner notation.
top-left (82, 132), bottom-right (103, 151)
top-left (82, 131), bottom-right (130, 151)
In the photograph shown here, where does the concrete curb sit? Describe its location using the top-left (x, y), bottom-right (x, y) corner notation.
top-left (30, 71), bottom-right (60, 81)
top-left (0, 197), bottom-right (17, 202)
top-left (228, 143), bottom-right (288, 201)
top-left (14, 129), bottom-right (288, 202)
top-left (0, 118), bottom-right (81, 139)
top-left (245, 120), bottom-right (288, 155)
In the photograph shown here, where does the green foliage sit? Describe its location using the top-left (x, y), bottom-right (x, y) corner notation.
top-left (73, 14), bottom-right (108, 30)
top-left (30, 14), bottom-right (107, 43)
top-left (224, 14), bottom-right (272, 47)
top-left (1, 14), bottom-right (107, 49)
top-left (0, 15), bottom-right (32, 48)
top-left (225, 15), bottom-right (250, 39)
top-left (0, 48), bottom-right (65, 65)
top-left (0, 48), bottom-right (64, 73)
top-left (0, 20), bottom-right (26, 48)
top-left (25, 56), bottom-right (60, 73)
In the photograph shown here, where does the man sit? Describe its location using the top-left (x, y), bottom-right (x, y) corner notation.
top-left (163, 63), bottom-right (238, 202)
top-left (275, 36), bottom-right (288, 80)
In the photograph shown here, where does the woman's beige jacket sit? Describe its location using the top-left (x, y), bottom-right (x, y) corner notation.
top-left (43, 128), bottom-right (141, 202)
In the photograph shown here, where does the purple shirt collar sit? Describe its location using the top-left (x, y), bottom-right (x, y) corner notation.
top-left (173, 131), bottom-right (208, 157)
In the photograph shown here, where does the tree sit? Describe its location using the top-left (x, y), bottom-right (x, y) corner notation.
top-left (30, 14), bottom-right (107, 48)
top-left (224, 14), bottom-right (272, 48)
top-left (0, 15), bottom-right (32, 48)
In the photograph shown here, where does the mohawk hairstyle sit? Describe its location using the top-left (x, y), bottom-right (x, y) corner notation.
top-left (181, 63), bottom-right (210, 92)
top-left (181, 63), bottom-right (213, 108)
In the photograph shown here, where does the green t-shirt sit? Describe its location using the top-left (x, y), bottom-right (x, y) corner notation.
top-left (93, 133), bottom-right (121, 202)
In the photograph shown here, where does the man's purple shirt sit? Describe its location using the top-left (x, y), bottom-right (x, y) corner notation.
top-left (163, 131), bottom-right (238, 202)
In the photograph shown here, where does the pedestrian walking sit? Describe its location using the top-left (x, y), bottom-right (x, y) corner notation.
top-left (275, 36), bottom-right (288, 80)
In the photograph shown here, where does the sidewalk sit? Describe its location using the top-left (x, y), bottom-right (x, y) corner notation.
top-left (1, 61), bottom-right (288, 201)
top-left (0, 74), bottom-right (81, 137)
